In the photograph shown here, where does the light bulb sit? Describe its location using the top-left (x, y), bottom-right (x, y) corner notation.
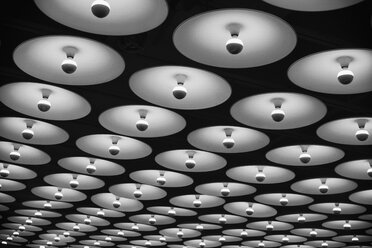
top-left (196, 224), bottom-right (203, 230)
top-left (149, 216), bottom-right (156, 225)
top-left (177, 229), bottom-right (184, 238)
top-left (337, 67), bottom-right (354, 85)
top-left (279, 196), bottom-right (289, 206)
top-left (245, 207), bottom-right (254, 216)
top-left (91, 0), bottom-right (110, 18)
top-left (54, 190), bottom-right (63, 200)
top-left (69, 179), bottom-right (79, 189)
top-left (145, 240), bottom-right (152, 247)
top-left (319, 183), bottom-right (329, 194)
top-left (173, 83), bottom-right (187, 100)
top-left (84, 216), bottom-right (91, 225)
top-left (282, 236), bottom-right (289, 244)
top-left (299, 152), bottom-right (311, 164)
top-left (352, 235), bottom-right (359, 242)
top-left (321, 241), bottom-right (328, 248)
top-left (185, 158), bottom-right (196, 169)
top-left (1, 241), bottom-right (7, 245)
top-left (44, 201), bottom-right (52, 209)
top-left (46, 241), bottom-right (53, 246)
top-left (34, 210), bottom-right (42, 217)
top-left (73, 224), bottom-right (80, 231)
top-left (108, 144), bottom-right (120, 156)
top-left (136, 118), bottom-right (149, 132)
top-left (220, 187), bottom-right (230, 197)
top-left (298, 214), bottom-right (306, 223)
top-left (219, 236), bottom-right (226, 242)
top-left (193, 198), bottom-right (202, 208)
top-left (222, 136), bottom-right (235, 149)
top-left (271, 107), bottom-right (285, 122)
top-left (0, 168), bottom-right (10, 177)
top-left (310, 229), bottom-right (317, 238)
top-left (226, 34), bottom-right (244, 54)
top-left (61, 57), bottom-right (77, 74)
top-left (367, 167), bottom-right (372, 177)
top-left (159, 236), bottom-right (166, 242)
top-left (199, 240), bottom-right (206, 248)
top-left (332, 204), bottom-right (342, 215)
top-left (156, 175), bottom-right (166, 185)
top-left (54, 236), bottom-right (61, 242)
top-left (18, 225), bottom-right (25, 231)
top-left (25, 218), bottom-right (33, 225)
top-left (97, 209), bottom-right (105, 217)
top-left (219, 215), bottom-right (227, 224)
top-left (113, 199), bottom-right (121, 208)
top-left (117, 230), bottom-right (124, 236)
top-left (63, 231), bottom-right (70, 237)
top-left (13, 231), bottom-right (19, 237)
top-left (22, 127), bottom-right (34, 140)
top-left (258, 241), bottom-right (265, 248)
top-left (132, 224), bottom-right (139, 230)
top-left (240, 230), bottom-right (248, 238)
top-left (266, 223), bottom-right (274, 231)
top-left (255, 171), bottom-right (266, 182)
top-left (9, 149), bottom-right (20, 161)
top-left (168, 208), bottom-right (176, 216)
top-left (133, 189), bottom-right (143, 198)
top-left (355, 128), bottom-right (369, 141)
top-left (94, 241), bottom-right (100, 246)
top-left (6, 236), bottom-right (12, 241)
top-left (37, 97), bottom-right (51, 112)
top-left (105, 236), bottom-right (112, 241)
top-left (343, 221), bottom-right (351, 230)
top-left (86, 162), bottom-right (96, 174)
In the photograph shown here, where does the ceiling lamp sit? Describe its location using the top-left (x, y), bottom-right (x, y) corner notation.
top-left (37, 88), bottom-right (52, 112)
top-left (54, 235), bottom-right (61, 242)
top-left (117, 230), bottom-right (124, 236)
top-left (332, 203), bottom-right (342, 215)
top-left (352, 235), bottom-right (359, 243)
top-left (84, 215), bottom-right (91, 225)
top-left (309, 229), bottom-right (317, 238)
top-left (240, 229), bottom-right (248, 238)
top-left (271, 98), bottom-right (285, 122)
top-left (9, 144), bottom-right (21, 161)
top-left (193, 195), bottom-right (202, 207)
top-left (255, 168), bottom-right (266, 182)
top-left (145, 240), bottom-right (152, 247)
top-left (297, 213), bottom-right (306, 223)
top-left (246, 202), bottom-right (255, 215)
top-left (108, 136), bottom-right (120, 155)
top-left (299, 145), bottom-right (311, 164)
top-left (177, 228), bottom-right (184, 238)
top-left (185, 151), bottom-right (196, 169)
top-left (220, 182), bottom-right (230, 197)
top-left (43, 201), bottom-right (52, 209)
top-left (336, 56), bottom-right (354, 85)
top-left (113, 196), bottom-right (121, 208)
top-left (61, 46), bottom-right (77, 74)
top-left (219, 235), bottom-right (226, 243)
top-left (173, 74), bottom-right (188, 100)
top-left (94, 240), bottom-right (101, 246)
top-left (196, 224), bottom-right (204, 231)
top-left (222, 128), bottom-right (235, 149)
top-left (12, 231), bottom-right (19, 237)
top-left (34, 210), bottom-right (42, 217)
top-left (25, 217), bottom-right (33, 225)
top-left (54, 188), bottom-right (64, 200)
top-left (0, 163), bottom-right (10, 177)
top-left (136, 109), bottom-right (149, 131)
top-left (219, 214), bottom-right (227, 224)
top-left (168, 207), bottom-right (176, 216)
top-left (159, 235), bottom-right (166, 242)
top-left (69, 174), bottom-right (79, 189)
top-left (199, 239), bottom-right (206, 248)
top-left (22, 120), bottom-right (35, 140)
top-left (91, 0), bottom-right (111, 18)
top-left (343, 220), bottom-right (351, 230)
top-left (279, 194), bottom-right (289, 206)
top-left (266, 221), bottom-right (274, 231)
top-left (156, 171), bottom-right (166, 186)
top-left (63, 231), bottom-right (70, 237)
top-left (318, 178), bottom-right (329, 194)
top-left (133, 184), bottom-right (143, 198)
top-left (148, 215), bottom-right (156, 225)
top-left (86, 159), bottom-right (97, 174)
top-left (321, 241), bottom-right (328, 248)
top-left (258, 241), bottom-right (265, 248)
top-left (132, 223), bottom-right (139, 231)
top-left (355, 119), bottom-right (369, 141)
top-left (96, 208), bottom-right (105, 217)
top-left (18, 225), bottom-right (25, 231)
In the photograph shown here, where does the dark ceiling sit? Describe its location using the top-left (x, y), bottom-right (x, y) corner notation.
top-left (0, 0), bottom-right (372, 247)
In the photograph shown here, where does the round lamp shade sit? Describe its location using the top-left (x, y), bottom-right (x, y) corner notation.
top-left (173, 9), bottom-right (296, 68)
